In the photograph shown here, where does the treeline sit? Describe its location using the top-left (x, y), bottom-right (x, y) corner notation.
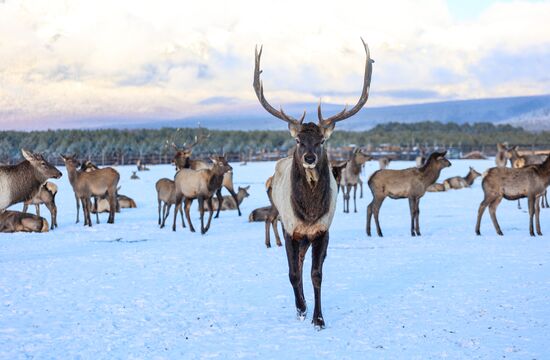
top-left (0, 122), bottom-right (548, 165)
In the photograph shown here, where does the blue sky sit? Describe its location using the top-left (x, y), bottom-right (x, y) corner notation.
top-left (0, 0), bottom-right (549, 129)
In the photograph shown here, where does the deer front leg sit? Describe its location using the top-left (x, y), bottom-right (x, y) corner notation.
top-left (353, 185), bottom-right (357, 213)
top-left (311, 231), bottom-right (329, 329)
top-left (203, 197), bottom-right (215, 234)
top-left (75, 194), bottom-right (80, 223)
top-left (284, 231), bottom-right (307, 319)
top-left (272, 219), bottom-right (282, 247)
top-left (528, 196), bottom-right (535, 237)
top-left (264, 220), bottom-right (271, 248)
top-left (535, 195), bottom-right (542, 235)
top-left (227, 186), bottom-right (242, 217)
top-left (94, 197), bottom-right (100, 224)
top-left (408, 197), bottom-right (416, 236)
top-left (414, 197), bottom-right (421, 236)
top-left (214, 189), bottom-right (223, 219)
top-left (184, 198), bottom-right (195, 233)
top-left (488, 197), bottom-right (503, 236)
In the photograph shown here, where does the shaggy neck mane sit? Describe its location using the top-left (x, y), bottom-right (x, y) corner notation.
top-left (290, 147), bottom-right (331, 224)
top-left (419, 155), bottom-right (444, 185)
top-left (9, 161), bottom-right (44, 203)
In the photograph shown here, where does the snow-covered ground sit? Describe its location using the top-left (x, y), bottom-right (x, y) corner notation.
top-left (0, 159), bottom-right (548, 359)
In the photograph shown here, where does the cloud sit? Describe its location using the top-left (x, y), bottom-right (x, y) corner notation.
top-left (0, 0), bottom-right (549, 128)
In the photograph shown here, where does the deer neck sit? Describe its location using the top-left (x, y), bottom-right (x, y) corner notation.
top-left (420, 161), bottom-right (444, 186)
top-left (65, 164), bottom-right (80, 186)
top-left (290, 149), bottom-right (332, 224)
top-left (464, 171), bottom-right (477, 185)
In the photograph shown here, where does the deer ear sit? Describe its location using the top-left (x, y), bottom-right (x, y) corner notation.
top-left (320, 123), bottom-right (335, 140)
top-left (288, 123), bottom-right (301, 138)
top-left (21, 149), bottom-right (35, 162)
top-left (245, 185), bottom-right (250, 190)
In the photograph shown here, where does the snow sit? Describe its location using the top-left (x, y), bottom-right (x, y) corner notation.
top-left (0, 159), bottom-right (548, 359)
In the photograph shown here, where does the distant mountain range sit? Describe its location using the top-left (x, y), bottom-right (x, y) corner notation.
top-left (119, 94), bottom-right (550, 132)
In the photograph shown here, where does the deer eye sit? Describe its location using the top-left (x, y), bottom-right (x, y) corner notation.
top-left (295, 138), bottom-right (301, 145)
top-left (320, 139), bottom-right (325, 145)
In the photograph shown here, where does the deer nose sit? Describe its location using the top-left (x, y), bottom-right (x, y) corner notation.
top-left (304, 154), bottom-right (316, 165)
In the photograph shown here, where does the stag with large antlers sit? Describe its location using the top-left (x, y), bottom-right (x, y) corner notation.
top-left (254, 38), bottom-right (373, 329)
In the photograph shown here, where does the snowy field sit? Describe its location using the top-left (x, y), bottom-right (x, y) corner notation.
top-left (0, 159), bottom-right (548, 359)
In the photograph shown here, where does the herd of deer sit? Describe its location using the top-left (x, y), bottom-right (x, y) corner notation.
top-left (1, 40), bottom-right (549, 330)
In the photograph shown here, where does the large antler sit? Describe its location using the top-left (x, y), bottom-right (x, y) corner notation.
top-left (253, 45), bottom-right (305, 127)
top-left (188, 126), bottom-right (210, 149)
top-left (317, 38), bottom-right (374, 129)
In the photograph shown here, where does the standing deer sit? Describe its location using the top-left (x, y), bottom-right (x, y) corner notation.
top-left (0, 149), bottom-right (62, 212)
top-left (61, 155), bottom-right (120, 226)
top-left (173, 134), bottom-right (242, 218)
top-left (173, 157), bottom-right (232, 234)
top-left (506, 146), bottom-right (549, 209)
top-left (76, 160), bottom-right (100, 224)
top-left (156, 178), bottom-right (185, 229)
top-left (475, 155), bottom-right (550, 236)
top-left (22, 182), bottom-right (58, 229)
top-left (443, 167), bottom-right (481, 190)
top-left (254, 38), bottom-right (373, 328)
top-left (0, 210), bottom-right (49, 233)
top-left (249, 205), bottom-right (281, 248)
top-left (367, 151), bottom-right (451, 237)
top-left (340, 148), bottom-right (372, 213)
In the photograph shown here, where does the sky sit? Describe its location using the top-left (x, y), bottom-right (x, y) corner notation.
top-left (0, 0), bottom-right (549, 129)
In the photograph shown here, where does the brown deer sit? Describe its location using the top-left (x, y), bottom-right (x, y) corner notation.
top-left (0, 149), bottom-right (62, 212)
top-left (475, 155), bottom-right (550, 236)
top-left (329, 160), bottom-right (348, 193)
top-left (22, 182), bottom-right (58, 229)
top-left (253, 38), bottom-right (373, 328)
top-left (76, 160), bottom-right (100, 224)
top-left (443, 167), bottom-right (481, 190)
top-left (340, 148), bottom-right (372, 213)
top-left (61, 155), bottom-right (120, 226)
top-left (378, 157), bottom-right (391, 170)
top-left (506, 146), bottom-right (549, 209)
top-left (367, 151), bottom-right (451, 237)
top-left (426, 183), bottom-right (448, 192)
top-left (93, 194), bottom-right (137, 213)
top-left (204, 186), bottom-right (250, 211)
top-left (0, 210), bottom-right (49, 233)
top-left (173, 133), bottom-right (242, 218)
top-left (130, 171), bottom-right (140, 180)
top-left (249, 205), bottom-right (282, 248)
top-left (155, 178), bottom-right (185, 229)
top-left (172, 157), bottom-right (232, 234)
top-left (495, 143), bottom-right (508, 168)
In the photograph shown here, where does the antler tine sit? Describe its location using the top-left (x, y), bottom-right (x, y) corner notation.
top-left (253, 45), bottom-right (305, 126)
top-left (318, 38), bottom-right (374, 128)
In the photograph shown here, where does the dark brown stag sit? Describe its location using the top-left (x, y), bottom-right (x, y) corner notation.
top-left (254, 38), bottom-right (373, 328)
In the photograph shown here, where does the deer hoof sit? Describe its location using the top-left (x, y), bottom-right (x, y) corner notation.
top-left (296, 307), bottom-right (307, 321)
top-left (312, 316), bottom-right (325, 329)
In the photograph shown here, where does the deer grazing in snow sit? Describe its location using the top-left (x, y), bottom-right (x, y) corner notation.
top-left (340, 148), bottom-right (372, 213)
top-left (0, 210), bottom-right (49, 233)
top-left (367, 151), bottom-right (451, 237)
top-left (476, 155), bottom-right (550, 236)
top-left (173, 157), bottom-right (232, 234)
top-left (254, 38), bottom-right (373, 328)
top-left (0, 149), bottom-right (62, 212)
top-left (443, 167), bottom-right (481, 190)
top-left (22, 182), bottom-right (58, 229)
top-left (155, 178), bottom-right (185, 229)
top-left (61, 155), bottom-right (120, 226)
top-left (172, 132), bottom-right (243, 218)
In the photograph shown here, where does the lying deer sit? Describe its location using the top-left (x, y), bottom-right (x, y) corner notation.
top-left (443, 167), bottom-right (481, 190)
top-left (22, 182), bottom-right (58, 229)
top-left (93, 194), bottom-right (137, 213)
top-left (367, 151), bottom-right (451, 237)
top-left (254, 38), bottom-right (373, 328)
top-left (173, 157), bottom-right (231, 234)
top-left (426, 183), bottom-right (448, 192)
top-left (62, 155), bottom-right (120, 226)
top-left (0, 149), bottom-right (62, 212)
top-left (340, 148), bottom-right (372, 213)
top-left (155, 178), bottom-right (184, 229)
top-left (0, 210), bottom-right (49, 233)
top-left (204, 186), bottom-right (250, 211)
top-left (476, 155), bottom-right (550, 236)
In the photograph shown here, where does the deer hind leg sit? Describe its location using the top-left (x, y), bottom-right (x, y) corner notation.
top-left (345, 184), bottom-right (352, 213)
top-left (35, 204), bottom-right (41, 217)
top-left (94, 197), bottom-right (100, 224)
top-left (179, 203), bottom-right (186, 228)
top-left (158, 200), bottom-right (162, 225)
top-left (227, 186), bottom-right (242, 217)
top-left (284, 232), bottom-right (309, 319)
top-left (535, 195), bottom-right (542, 236)
top-left (107, 192), bottom-right (116, 224)
top-left (475, 195), bottom-right (492, 235)
top-left (341, 185), bottom-right (347, 213)
top-left (353, 185), bottom-right (358, 213)
top-left (517, 199), bottom-right (521, 210)
top-left (75, 194), bottom-right (80, 223)
top-left (272, 219), bottom-right (282, 246)
top-left (172, 197), bottom-right (181, 232)
top-left (161, 203), bottom-right (170, 228)
top-left (264, 219), bottom-right (272, 248)
top-left (488, 196), bottom-right (504, 236)
top-left (184, 198), bottom-right (195, 233)
top-left (414, 197), bottom-right (421, 236)
top-left (45, 202), bottom-right (55, 230)
top-left (311, 231), bottom-right (329, 329)
top-left (371, 196), bottom-right (385, 237)
top-left (528, 196), bottom-right (536, 237)
top-left (359, 179), bottom-right (363, 199)
top-left (203, 197), bottom-right (215, 234)
top-left (545, 191), bottom-right (549, 208)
